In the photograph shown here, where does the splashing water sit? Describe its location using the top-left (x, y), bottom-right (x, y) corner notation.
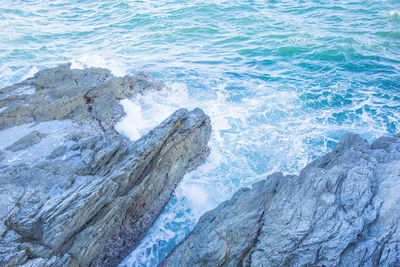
top-left (1, 0), bottom-right (400, 266)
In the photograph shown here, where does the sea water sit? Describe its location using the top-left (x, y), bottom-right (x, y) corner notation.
top-left (1, 1), bottom-right (399, 266)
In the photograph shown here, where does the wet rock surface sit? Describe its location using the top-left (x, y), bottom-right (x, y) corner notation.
top-left (0, 64), bottom-right (212, 266)
top-left (163, 133), bottom-right (400, 266)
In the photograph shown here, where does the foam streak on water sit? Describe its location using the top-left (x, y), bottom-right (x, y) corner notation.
top-left (1, 1), bottom-right (400, 266)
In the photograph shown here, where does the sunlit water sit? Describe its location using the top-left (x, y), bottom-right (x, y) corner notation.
top-left (1, 1), bottom-right (400, 266)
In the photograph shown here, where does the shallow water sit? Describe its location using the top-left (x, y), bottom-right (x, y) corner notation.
top-left (1, 0), bottom-right (400, 266)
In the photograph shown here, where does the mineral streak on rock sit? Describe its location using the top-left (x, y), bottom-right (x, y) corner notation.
top-left (163, 133), bottom-right (400, 267)
top-left (0, 64), bottom-right (212, 266)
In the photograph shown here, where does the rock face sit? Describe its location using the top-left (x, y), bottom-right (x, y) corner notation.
top-left (0, 64), bottom-right (212, 266)
top-left (0, 63), bottom-right (163, 131)
top-left (163, 133), bottom-right (400, 266)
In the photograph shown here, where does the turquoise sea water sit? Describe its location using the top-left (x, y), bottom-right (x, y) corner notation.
top-left (1, 1), bottom-right (400, 266)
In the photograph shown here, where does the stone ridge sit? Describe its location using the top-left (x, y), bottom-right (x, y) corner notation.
top-left (0, 63), bottom-right (163, 131)
top-left (0, 65), bottom-right (212, 267)
top-left (162, 133), bottom-right (400, 266)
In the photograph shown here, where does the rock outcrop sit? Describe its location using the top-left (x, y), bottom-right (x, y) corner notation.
top-left (0, 64), bottom-right (212, 266)
top-left (163, 133), bottom-right (400, 266)
top-left (0, 63), bottom-right (163, 131)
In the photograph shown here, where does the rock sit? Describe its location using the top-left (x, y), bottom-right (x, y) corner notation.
top-left (0, 63), bottom-right (163, 131)
top-left (0, 65), bottom-right (211, 266)
top-left (5, 131), bottom-right (48, 152)
top-left (163, 133), bottom-right (400, 266)
top-left (46, 145), bottom-right (67, 160)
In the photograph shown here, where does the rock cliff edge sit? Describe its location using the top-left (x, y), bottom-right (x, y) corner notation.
top-left (0, 64), bottom-right (212, 266)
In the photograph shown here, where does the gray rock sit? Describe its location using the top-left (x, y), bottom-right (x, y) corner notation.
top-left (69, 143), bottom-right (80, 151)
top-left (163, 133), bottom-right (400, 267)
top-left (45, 145), bottom-right (66, 160)
top-left (66, 131), bottom-right (82, 142)
top-left (0, 65), bottom-right (211, 267)
top-left (5, 131), bottom-right (47, 152)
top-left (0, 63), bottom-right (164, 131)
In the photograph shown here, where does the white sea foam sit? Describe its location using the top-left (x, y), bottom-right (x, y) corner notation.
top-left (70, 53), bottom-right (127, 76)
top-left (0, 65), bottom-right (39, 89)
top-left (118, 82), bottom-right (319, 266)
top-left (116, 82), bottom-right (190, 141)
top-left (120, 190), bottom-right (194, 267)
top-left (390, 10), bottom-right (400, 20)
top-left (21, 67), bottom-right (39, 82)
top-left (0, 18), bottom-right (22, 41)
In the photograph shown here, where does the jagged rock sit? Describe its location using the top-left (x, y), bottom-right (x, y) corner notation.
top-left (0, 63), bottom-right (164, 131)
top-left (0, 65), bottom-right (211, 266)
top-left (5, 131), bottom-right (48, 152)
top-left (163, 133), bottom-right (400, 266)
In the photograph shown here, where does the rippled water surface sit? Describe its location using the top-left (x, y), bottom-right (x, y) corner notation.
top-left (1, 0), bottom-right (400, 266)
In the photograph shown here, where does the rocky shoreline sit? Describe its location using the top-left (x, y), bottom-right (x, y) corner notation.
top-left (162, 133), bottom-right (400, 266)
top-left (0, 64), bottom-right (211, 266)
top-left (1, 64), bottom-right (399, 267)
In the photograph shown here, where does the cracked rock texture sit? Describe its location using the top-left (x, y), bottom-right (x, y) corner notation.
top-left (163, 133), bottom-right (400, 266)
top-left (0, 64), bottom-right (212, 266)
